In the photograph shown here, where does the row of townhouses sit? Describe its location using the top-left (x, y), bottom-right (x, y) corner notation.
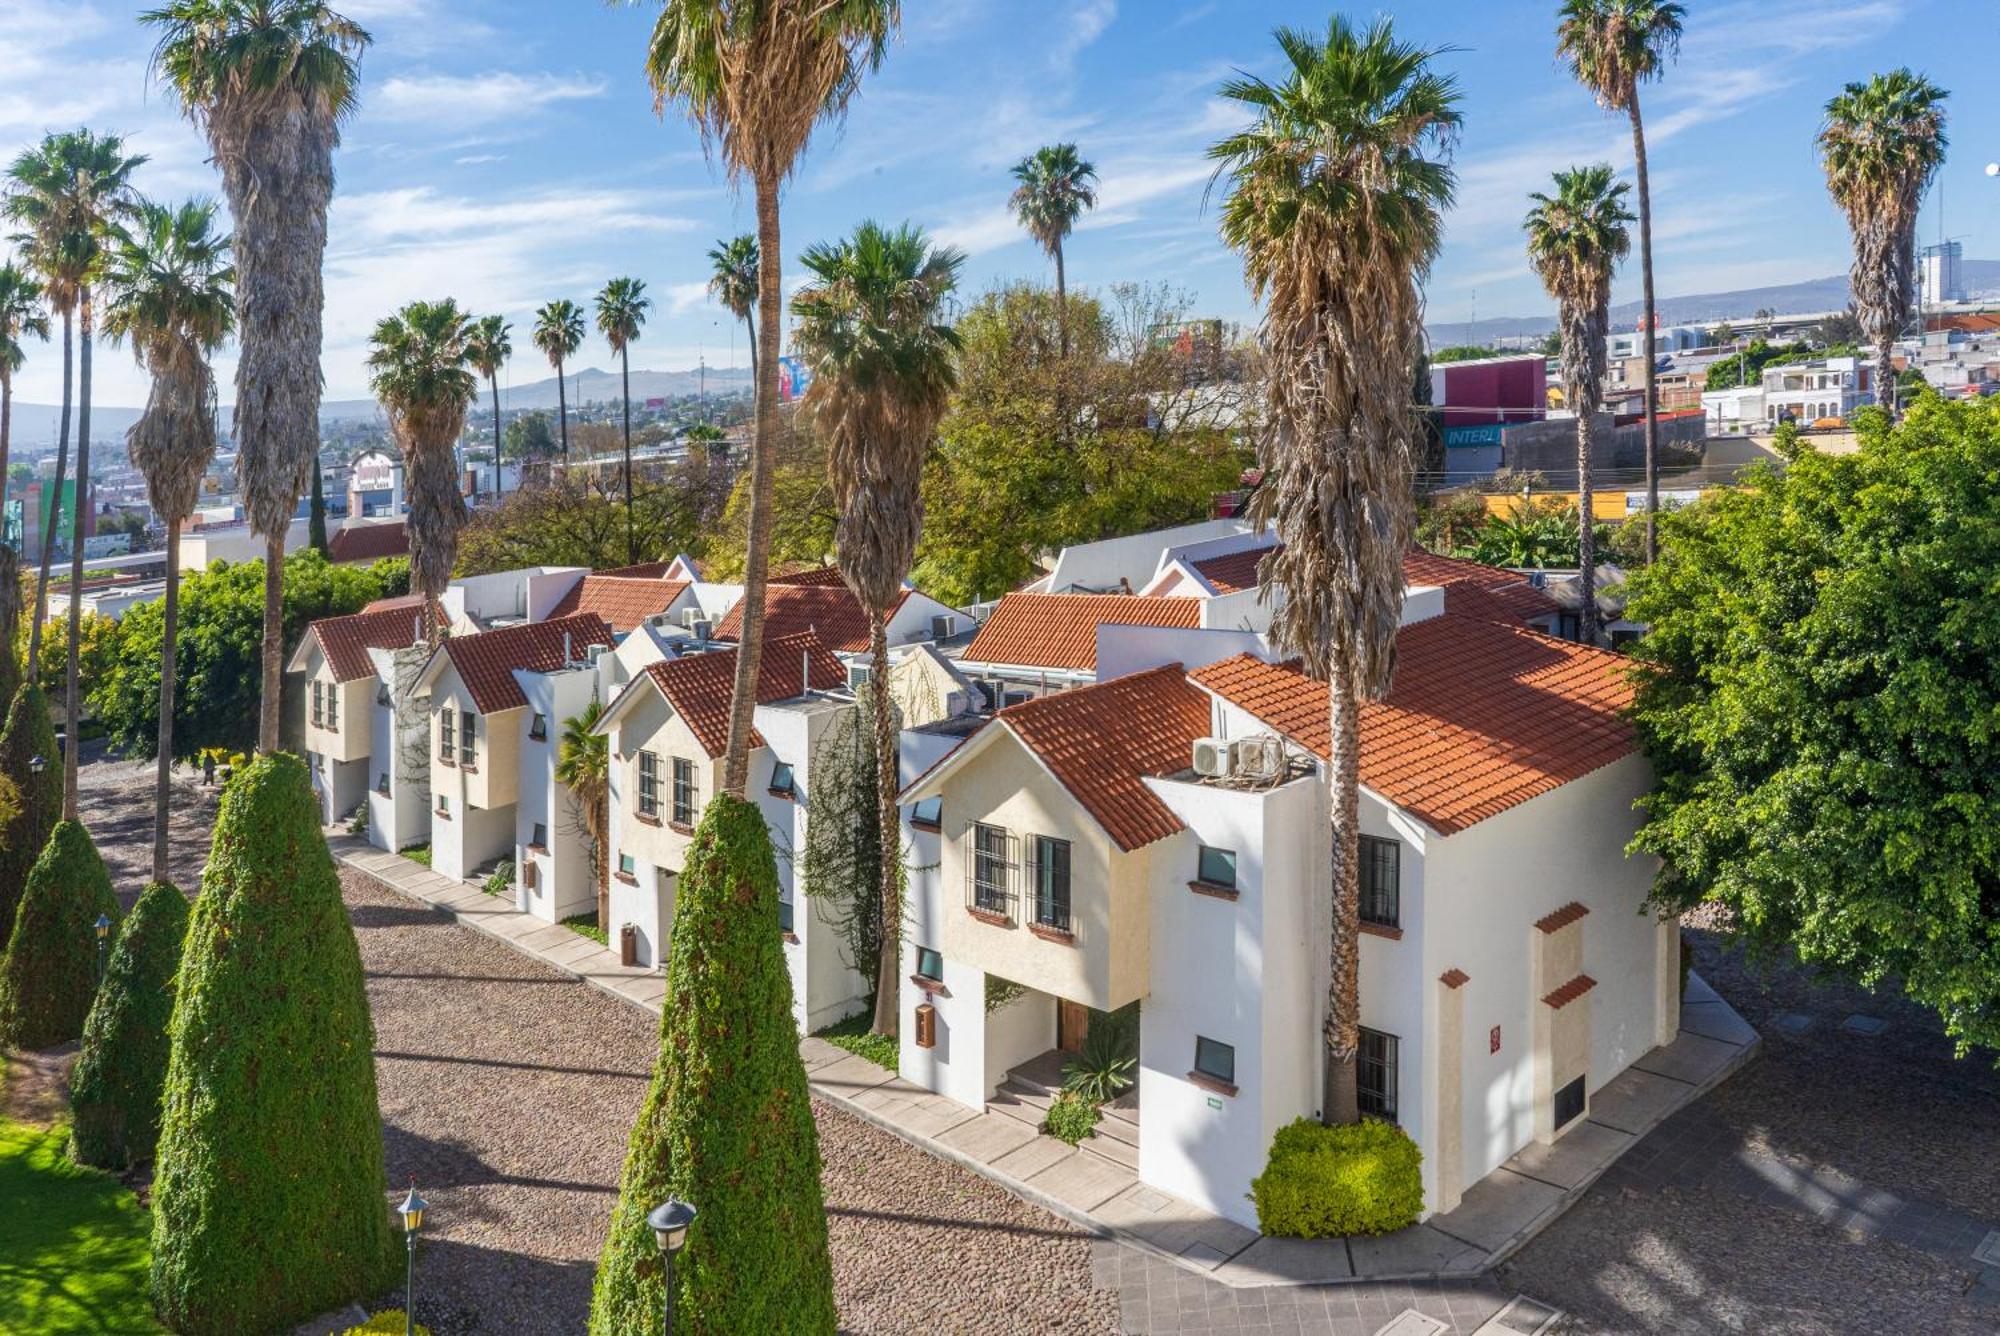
top-left (290, 517), bottom-right (1675, 1235)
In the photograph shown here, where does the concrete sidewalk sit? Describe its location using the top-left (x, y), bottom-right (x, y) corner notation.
top-left (333, 837), bottom-right (1758, 1293)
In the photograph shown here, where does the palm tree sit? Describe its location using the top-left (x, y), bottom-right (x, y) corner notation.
top-left (467, 313), bottom-right (512, 498)
top-left (707, 233), bottom-right (760, 381)
top-left (0, 263), bottom-right (48, 537)
top-left (554, 699), bottom-right (610, 930)
top-left (366, 300), bottom-right (475, 632)
top-left (594, 277), bottom-right (649, 566)
top-left (1210, 16), bottom-right (1461, 1125)
top-left (1818, 69), bottom-right (1948, 420)
top-left (643, 0), bottom-right (897, 798)
top-left (1008, 142), bottom-right (1098, 358)
top-left (1525, 164), bottom-right (1632, 643)
top-left (145, 0), bottom-right (372, 753)
top-left (102, 200), bottom-right (234, 883)
top-left (532, 299), bottom-right (585, 464)
top-left (793, 220), bottom-right (964, 1039)
top-left (1556, 0), bottom-right (1682, 565)
top-left (4, 129), bottom-right (145, 817)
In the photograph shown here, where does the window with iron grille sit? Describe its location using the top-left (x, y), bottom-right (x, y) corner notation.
top-left (968, 823), bottom-right (1015, 917)
top-left (671, 757), bottom-right (696, 825)
top-left (439, 709), bottom-right (454, 758)
top-left (1359, 835), bottom-right (1400, 929)
top-left (310, 681), bottom-right (322, 727)
top-left (637, 751), bottom-right (660, 817)
top-left (460, 709), bottom-right (476, 765)
top-left (1029, 835), bottom-right (1072, 932)
top-left (326, 683), bottom-right (338, 731)
top-left (1358, 1027), bottom-right (1398, 1122)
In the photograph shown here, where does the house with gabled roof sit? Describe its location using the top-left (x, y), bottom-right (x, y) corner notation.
top-left (896, 604), bottom-right (1675, 1231)
top-left (592, 631), bottom-right (873, 1031)
top-left (412, 613), bottom-right (617, 893)
top-left (710, 580), bottom-right (963, 662)
top-left (287, 601), bottom-right (441, 829)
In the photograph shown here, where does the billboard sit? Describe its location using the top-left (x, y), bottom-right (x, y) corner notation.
top-left (778, 356), bottom-right (813, 403)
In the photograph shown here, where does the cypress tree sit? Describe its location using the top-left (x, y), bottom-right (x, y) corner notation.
top-left (71, 880), bottom-right (191, 1170)
top-left (150, 753), bottom-right (394, 1334)
top-left (590, 794), bottom-right (837, 1335)
top-left (0, 820), bottom-right (121, 1050)
top-left (0, 683), bottom-right (62, 934)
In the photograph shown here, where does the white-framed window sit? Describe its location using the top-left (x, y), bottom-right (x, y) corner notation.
top-left (459, 709), bottom-right (476, 765)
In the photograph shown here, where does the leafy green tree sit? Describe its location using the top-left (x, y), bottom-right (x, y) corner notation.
top-left (592, 796), bottom-right (835, 1334)
top-left (151, 753), bottom-right (393, 1333)
top-left (0, 683), bottom-right (61, 934)
top-left (0, 820), bottom-right (121, 1050)
top-left (1627, 397), bottom-right (2000, 1054)
top-left (799, 695), bottom-right (882, 977)
top-left (1429, 344), bottom-right (1504, 363)
top-left (70, 880), bottom-right (190, 1170)
top-left (503, 408), bottom-right (558, 462)
top-left (90, 549), bottom-right (393, 761)
top-left (457, 470), bottom-right (730, 576)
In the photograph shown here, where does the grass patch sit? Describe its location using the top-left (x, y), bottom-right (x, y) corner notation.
top-left (402, 844), bottom-right (432, 868)
top-left (813, 1006), bottom-right (898, 1073)
top-left (0, 1117), bottom-right (162, 1333)
top-left (561, 913), bottom-right (608, 946)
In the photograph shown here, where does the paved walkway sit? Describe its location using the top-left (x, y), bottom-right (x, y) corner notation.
top-left (331, 836), bottom-right (1757, 1306)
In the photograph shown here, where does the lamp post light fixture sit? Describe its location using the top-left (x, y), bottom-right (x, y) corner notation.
top-left (647, 1198), bottom-right (697, 1336)
top-left (398, 1182), bottom-right (428, 1336)
top-left (28, 754), bottom-right (45, 775)
top-left (93, 914), bottom-right (112, 985)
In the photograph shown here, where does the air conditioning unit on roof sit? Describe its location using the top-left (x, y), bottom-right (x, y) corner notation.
top-left (1191, 737), bottom-right (1234, 779)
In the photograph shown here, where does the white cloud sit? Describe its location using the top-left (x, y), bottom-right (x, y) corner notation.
top-left (369, 71), bottom-right (608, 132)
top-left (1052, 0), bottom-right (1117, 72)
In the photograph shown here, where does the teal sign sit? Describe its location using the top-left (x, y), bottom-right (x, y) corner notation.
top-left (1444, 424), bottom-right (1504, 448)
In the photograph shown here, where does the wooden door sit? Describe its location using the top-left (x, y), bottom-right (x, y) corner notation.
top-left (1057, 1000), bottom-right (1089, 1053)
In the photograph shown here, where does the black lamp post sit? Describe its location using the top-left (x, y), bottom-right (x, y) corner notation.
top-left (398, 1182), bottom-right (428, 1336)
top-left (28, 754), bottom-right (45, 776)
top-left (648, 1198), bottom-right (696, 1336)
top-left (93, 914), bottom-right (111, 985)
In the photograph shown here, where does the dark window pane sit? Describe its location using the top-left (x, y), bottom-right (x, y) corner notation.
top-left (1033, 836), bottom-right (1071, 929)
top-left (1198, 845), bottom-right (1236, 888)
top-left (770, 762), bottom-right (795, 794)
top-left (1554, 1074), bottom-right (1586, 1129)
top-left (1359, 836), bottom-right (1400, 928)
top-left (778, 897), bottom-right (794, 934)
top-left (911, 796), bottom-right (942, 827)
top-left (1194, 1036), bottom-right (1235, 1085)
top-left (916, 947), bottom-right (943, 980)
top-left (1357, 1027), bottom-right (1398, 1122)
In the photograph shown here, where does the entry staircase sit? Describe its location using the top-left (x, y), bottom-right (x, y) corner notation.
top-left (988, 1050), bottom-right (1140, 1171)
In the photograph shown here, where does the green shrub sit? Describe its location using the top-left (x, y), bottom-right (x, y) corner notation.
top-left (483, 858), bottom-right (514, 895)
top-left (1062, 1009), bottom-right (1136, 1105)
top-left (0, 683), bottom-right (62, 934)
top-left (1044, 1091), bottom-right (1100, 1145)
top-left (150, 753), bottom-right (396, 1334)
top-left (404, 844), bottom-right (431, 868)
top-left (813, 1006), bottom-right (897, 1073)
top-left (0, 820), bottom-right (121, 1050)
top-left (1250, 1117), bottom-right (1424, 1238)
top-left (591, 794), bottom-right (836, 1335)
top-left (342, 1311), bottom-right (431, 1336)
top-left (70, 880), bottom-right (190, 1169)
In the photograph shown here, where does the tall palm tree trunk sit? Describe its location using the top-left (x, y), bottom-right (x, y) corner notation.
top-left (619, 346), bottom-right (634, 564)
top-left (153, 524), bottom-right (182, 882)
top-left (1875, 325), bottom-right (1897, 420)
top-left (744, 311), bottom-right (758, 383)
top-left (1629, 90), bottom-right (1659, 566)
top-left (867, 616), bottom-right (900, 1038)
top-left (556, 357), bottom-right (570, 463)
top-left (490, 375), bottom-right (503, 498)
top-left (259, 537), bottom-right (283, 750)
top-left (62, 288), bottom-right (94, 818)
top-left (592, 799), bottom-right (610, 930)
top-left (27, 308), bottom-right (72, 681)
top-left (1054, 240), bottom-right (1069, 360)
top-left (1575, 409), bottom-right (1599, 642)
top-left (0, 365), bottom-right (13, 536)
top-left (1322, 652), bottom-right (1362, 1127)
top-left (721, 175), bottom-right (784, 797)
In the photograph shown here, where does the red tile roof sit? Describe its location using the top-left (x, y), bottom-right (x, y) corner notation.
top-left (997, 665), bottom-right (1213, 851)
top-left (597, 559), bottom-right (676, 579)
top-left (548, 575), bottom-right (691, 632)
top-left (329, 519), bottom-right (410, 564)
top-left (1402, 550), bottom-right (1559, 622)
top-left (361, 592), bottom-right (427, 615)
top-left (308, 604), bottom-right (437, 682)
top-left (961, 593), bottom-right (1204, 673)
top-left (441, 613), bottom-right (614, 714)
top-left (1189, 614), bottom-right (1637, 834)
top-left (710, 582), bottom-right (906, 654)
top-left (770, 564), bottom-right (848, 587)
top-left (1189, 547), bottom-right (1270, 594)
top-left (641, 631), bottom-right (846, 757)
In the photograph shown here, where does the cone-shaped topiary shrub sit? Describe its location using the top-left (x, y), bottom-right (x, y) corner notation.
top-left (590, 794), bottom-right (837, 1335)
top-left (0, 820), bottom-right (121, 1050)
top-left (70, 880), bottom-right (191, 1170)
top-left (150, 753), bottom-right (395, 1334)
top-left (0, 683), bottom-right (63, 935)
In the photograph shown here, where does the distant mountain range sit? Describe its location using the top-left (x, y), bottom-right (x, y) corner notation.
top-left (1428, 260), bottom-right (2000, 347)
top-left (3, 363), bottom-right (753, 448)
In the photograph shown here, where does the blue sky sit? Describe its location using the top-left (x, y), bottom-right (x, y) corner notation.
top-left (6, 0), bottom-right (1995, 406)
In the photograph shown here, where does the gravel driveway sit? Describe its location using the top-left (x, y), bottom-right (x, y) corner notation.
top-left (345, 867), bottom-right (1119, 1334)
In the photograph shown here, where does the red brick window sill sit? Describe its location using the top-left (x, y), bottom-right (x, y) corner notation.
top-left (614, 872), bottom-right (638, 885)
top-left (910, 974), bottom-right (949, 998)
top-left (1027, 922), bottom-right (1075, 945)
top-left (524, 843), bottom-right (548, 855)
top-left (1188, 880), bottom-right (1239, 902)
top-left (781, 931), bottom-right (800, 946)
top-left (966, 906), bottom-right (1011, 929)
top-left (910, 820), bottom-right (941, 834)
top-left (437, 756), bottom-right (455, 768)
top-left (635, 811), bottom-right (662, 828)
top-left (669, 820), bottom-right (696, 836)
top-left (1358, 920), bottom-right (1403, 941)
top-left (1187, 1070), bottom-right (1238, 1098)
top-left (460, 764), bottom-right (478, 775)
top-left (434, 809), bottom-right (451, 820)
top-left (768, 788), bottom-right (796, 801)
